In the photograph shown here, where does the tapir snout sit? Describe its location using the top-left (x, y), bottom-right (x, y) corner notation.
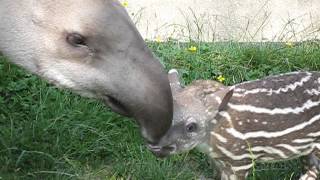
top-left (0, 0), bottom-right (173, 144)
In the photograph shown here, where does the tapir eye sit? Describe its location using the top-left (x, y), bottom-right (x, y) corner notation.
top-left (186, 122), bottom-right (198, 133)
top-left (67, 33), bottom-right (87, 47)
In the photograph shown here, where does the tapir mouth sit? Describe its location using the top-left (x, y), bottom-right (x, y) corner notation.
top-left (147, 144), bottom-right (176, 158)
top-left (104, 95), bottom-right (131, 117)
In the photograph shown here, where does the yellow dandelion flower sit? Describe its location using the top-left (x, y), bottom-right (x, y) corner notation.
top-left (122, 1), bottom-right (129, 7)
top-left (156, 36), bottom-right (162, 43)
top-left (217, 75), bottom-right (226, 83)
top-left (188, 46), bottom-right (197, 53)
top-left (285, 42), bottom-right (294, 48)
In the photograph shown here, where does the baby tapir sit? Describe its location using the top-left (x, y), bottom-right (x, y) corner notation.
top-left (148, 70), bottom-right (320, 180)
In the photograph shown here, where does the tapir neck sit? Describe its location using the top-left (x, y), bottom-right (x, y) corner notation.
top-left (0, 0), bottom-right (40, 72)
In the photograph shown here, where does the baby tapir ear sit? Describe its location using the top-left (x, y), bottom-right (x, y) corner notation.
top-left (168, 69), bottom-right (183, 94)
top-left (216, 86), bottom-right (234, 111)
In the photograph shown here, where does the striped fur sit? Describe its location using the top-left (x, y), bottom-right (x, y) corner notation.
top-left (206, 72), bottom-right (320, 179)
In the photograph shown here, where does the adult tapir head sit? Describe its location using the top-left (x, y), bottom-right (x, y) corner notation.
top-left (0, 0), bottom-right (173, 144)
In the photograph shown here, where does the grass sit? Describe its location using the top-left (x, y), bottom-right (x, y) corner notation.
top-left (0, 40), bottom-right (320, 179)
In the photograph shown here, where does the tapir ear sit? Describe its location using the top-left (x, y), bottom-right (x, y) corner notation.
top-left (216, 87), bottom-right (234, 111)
top-left (168, 69), bottom-right (183, 94)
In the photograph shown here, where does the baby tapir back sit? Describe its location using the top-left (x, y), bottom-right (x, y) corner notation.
top-left (208, 71), bottom-right (320, 176)
top-left (214, 71), bottom-right (320, 143)
top-left (149, 71), bottom-right (320, 179)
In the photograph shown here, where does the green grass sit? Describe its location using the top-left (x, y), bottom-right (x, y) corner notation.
top-left (0, 41), bottom-right (319, 179)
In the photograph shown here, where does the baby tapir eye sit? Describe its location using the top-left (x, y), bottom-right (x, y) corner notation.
top-left (67, 33), bottom-right (87, 47)
top-left (186, 122), bottom-right (198, 133)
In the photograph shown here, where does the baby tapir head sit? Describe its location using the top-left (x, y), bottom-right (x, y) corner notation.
top-left (148, 70), bottom-right (233, 157)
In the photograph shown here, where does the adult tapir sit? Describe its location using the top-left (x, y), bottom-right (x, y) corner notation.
top-left (0, 0), bottom-right (173, 145)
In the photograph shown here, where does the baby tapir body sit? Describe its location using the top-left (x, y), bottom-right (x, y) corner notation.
top-left (148, 70), bottom-right (320, 180)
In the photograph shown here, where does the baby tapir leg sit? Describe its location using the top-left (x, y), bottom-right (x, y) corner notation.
top-left (308, 153), bottom-right (320, 172)
top-left (215, 160), bottom-right (247, 180)
top-left (299, 166), bottom-right (318, 180)
top-left (220, 169), bottom-right (246, 180)
top-left (299, 153), bottom-right (320, 180)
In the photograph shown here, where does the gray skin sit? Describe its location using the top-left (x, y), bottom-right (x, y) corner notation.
top-left (0, 0), bottom-right (173, 144)
top-left (148, 70), bottom-right (232, 156)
